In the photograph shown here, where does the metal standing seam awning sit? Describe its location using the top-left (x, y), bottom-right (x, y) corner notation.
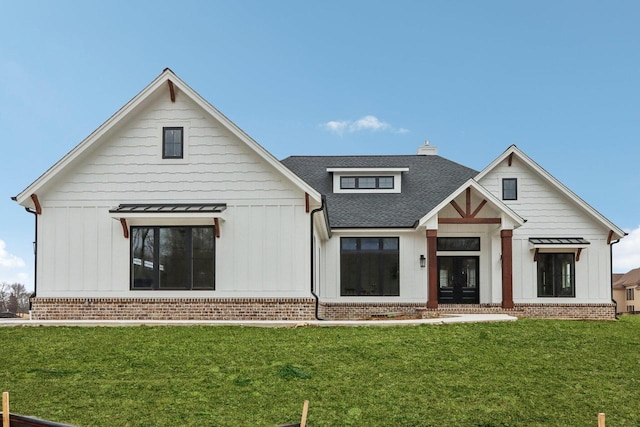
top-left (528, 237), bottom-right (590, 262)
top-left (109, 203), bottom-right (227, 238)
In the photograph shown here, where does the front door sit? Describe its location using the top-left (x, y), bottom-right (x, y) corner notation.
top-left (437, 256), bottom-right (479, 304)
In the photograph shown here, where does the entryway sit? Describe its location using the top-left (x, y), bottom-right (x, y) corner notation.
top-left (437, 256), bottom-right (479, 304)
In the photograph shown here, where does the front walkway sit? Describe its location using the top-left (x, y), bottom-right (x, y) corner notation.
top-left (0, 313), bottom-right (517, 327)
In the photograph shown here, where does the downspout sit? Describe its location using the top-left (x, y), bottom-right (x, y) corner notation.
top-left (11, 196), bottom-right (38, 309)
top-left (310, 196), bottom-right (327, 320)
top-left (610, 238), bottom-right (621, 319)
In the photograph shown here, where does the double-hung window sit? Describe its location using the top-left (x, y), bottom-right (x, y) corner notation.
top-left (131, 226), bottom-right (215, 290)
top-left (627, 288), bottom-right (634, 301)
top-left (537, 253), bottom-right (575, 297)
top-left (340, 237), bottom-right (399, 296)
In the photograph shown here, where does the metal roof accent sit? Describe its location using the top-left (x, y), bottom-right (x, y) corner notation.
top-left (528, 237), bottom-right (590, 245)
top-left (109, 203), bottom-right (227, 214)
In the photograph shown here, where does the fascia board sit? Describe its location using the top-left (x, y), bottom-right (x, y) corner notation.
top-left (326, 167), bottom-right (410, 173)
top-left (476, 145), bottom-right (625, 239)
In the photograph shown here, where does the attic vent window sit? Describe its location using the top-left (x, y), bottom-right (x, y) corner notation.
top-left (340, 176), bottom-right (394, 190)
top-left (163, 127), bottom-right (183, 159)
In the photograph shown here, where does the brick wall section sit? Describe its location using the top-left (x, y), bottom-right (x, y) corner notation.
top-left (31, 298), bottom-right (616, 321)
top-left (320, 302), bottom-right (617, 320)
top-left (31, 298), bottom-right (316, 321)
top-left (318, 302), bottom-right (426, 320)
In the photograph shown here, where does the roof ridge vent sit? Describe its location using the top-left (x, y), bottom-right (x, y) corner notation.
top-left (417, 140), bottom-right (438, 156)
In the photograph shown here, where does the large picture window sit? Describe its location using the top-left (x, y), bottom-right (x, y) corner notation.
top-left (537, 253), bottom-right (574, 297)
top-left (131, 226), bottom-right (215, 290)
top-left (340, 237), bottom-right (399, 296)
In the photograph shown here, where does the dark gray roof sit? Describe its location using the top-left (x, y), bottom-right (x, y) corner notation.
top-left (281, 155), bottom-right (478, 228)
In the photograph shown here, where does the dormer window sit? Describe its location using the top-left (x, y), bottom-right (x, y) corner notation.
top-left (329, 167), bottom-right (408, 194)
top-left (340, 176), bottom-right (394, 190)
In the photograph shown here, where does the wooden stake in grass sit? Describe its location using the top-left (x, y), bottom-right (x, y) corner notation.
top-left (598, 412), bottom-right (605, 427)
top-left (300, 400), bottom-right (309, 427)
top-left (2, 391), bottom-right (9, 427)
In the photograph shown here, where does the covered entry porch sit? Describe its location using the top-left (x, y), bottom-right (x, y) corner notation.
top-left (417, 180), bottom-right (525, 309)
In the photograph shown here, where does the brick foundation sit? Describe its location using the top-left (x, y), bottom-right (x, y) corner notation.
top-left (320, 302), bottom-right (616, 320)
top-left (30, 297), bottom-right (316, 321)
top-left (30, 298), bottom-right (616, 321)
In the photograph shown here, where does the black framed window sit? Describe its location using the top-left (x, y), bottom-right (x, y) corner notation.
top-left (131, 226), bottom-right (215, 290)
top-left (437, 237), bottom-right (480, 251)
top-left (340, 237), bottom-right (399, 296)
top-left (502, 178), bottom-right (517, 200)
top-left (627, 288), bottom-right (634, 301)
top-left (163, 127), bottom-right (183, 159)
top-left (340, 176), bottom-right (394, 190)
top-left (537, 253), bottom-right (575, 297)
top-left (628, 305), bottom-right (635, 313)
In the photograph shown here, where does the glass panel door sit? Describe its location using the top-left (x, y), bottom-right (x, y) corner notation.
top-left (437, 256), bottom-right (479, 304)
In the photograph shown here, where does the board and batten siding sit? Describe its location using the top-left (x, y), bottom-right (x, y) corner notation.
top-left (479, 156), bottom-right (613, 303)
top-left (35, 91), bottom-right (310, 298)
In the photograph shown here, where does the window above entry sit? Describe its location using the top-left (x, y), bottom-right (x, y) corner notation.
top-left (328, 167), bottom-right (408, 194)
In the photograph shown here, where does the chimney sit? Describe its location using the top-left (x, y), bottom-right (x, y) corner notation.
top-left (417, 140), bottom-right (438, 156)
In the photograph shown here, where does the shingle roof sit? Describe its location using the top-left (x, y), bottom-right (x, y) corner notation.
top-left (613, 268), bottom-right (640, 287)
top-left (281, 155), bottom-right (478, 228)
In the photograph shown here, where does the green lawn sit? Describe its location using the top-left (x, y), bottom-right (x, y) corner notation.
top-left (1, 317), bottom-right (639, 426)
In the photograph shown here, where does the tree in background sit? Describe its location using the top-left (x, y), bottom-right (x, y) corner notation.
top-left (0, 282), bottom-right (31, 314)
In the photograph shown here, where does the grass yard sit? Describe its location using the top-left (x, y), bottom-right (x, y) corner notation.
top-left (1, 317), bottom-right (639, 427)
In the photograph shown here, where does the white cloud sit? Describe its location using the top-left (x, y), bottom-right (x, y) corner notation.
top-left (613, 225), bottom-right (640, 273)
top-left (0, 240), bottom-right (25, 269)
top-left (322, 115), bottom-right (409, 135)
top-left (350, 115), bottom-right (390, 132)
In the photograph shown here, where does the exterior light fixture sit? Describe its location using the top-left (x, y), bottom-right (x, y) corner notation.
top-left (419, 254), bottom-right (426, 268)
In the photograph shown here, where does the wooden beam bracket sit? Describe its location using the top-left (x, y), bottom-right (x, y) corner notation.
top-left (119, 218), bottom-right (129, 239)
top-left (214, 217), bottom-right (221, 238)
top-left (30, 194), bottom-right (42, 215)
top-left (305, 193), bottom-right (310, 213)
top-left (168, 80), bottom-right (176, 102)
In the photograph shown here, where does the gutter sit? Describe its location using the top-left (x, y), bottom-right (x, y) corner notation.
top-left (310, 195), bottom-right (328, 320)
top-left (11, 196), bottom-right (38, 308)
top-left (610, 238), bottom-right (622, 319)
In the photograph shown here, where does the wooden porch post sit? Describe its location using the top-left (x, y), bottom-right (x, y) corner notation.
top-left (426, 229), bottom-right (438, 309)
top-left (501, 229), bottom-right (514, 309)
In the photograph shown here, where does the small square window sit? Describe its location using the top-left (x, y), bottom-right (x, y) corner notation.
top-left (358, 177), bottom-right (377, 189)
top-left (163, 127), bottom-right (183, 159)
top-left (340, 177), bottom-right (356, 189)
top-left (378, 177), bottom-right (394, 189)
top-left (502, 178), bottom-right (517, 200)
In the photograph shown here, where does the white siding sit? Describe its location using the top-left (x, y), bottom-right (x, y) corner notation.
top-left (36, 92), bottom-right (310, 298)
top-left (479, 156), bottom-right (613, 303)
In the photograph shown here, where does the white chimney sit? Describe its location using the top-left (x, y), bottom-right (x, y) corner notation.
top-left (417, 140), bottom-right (438, 156)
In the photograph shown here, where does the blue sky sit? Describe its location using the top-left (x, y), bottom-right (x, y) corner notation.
top-left (1, 1), bottom-right (639, 289)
